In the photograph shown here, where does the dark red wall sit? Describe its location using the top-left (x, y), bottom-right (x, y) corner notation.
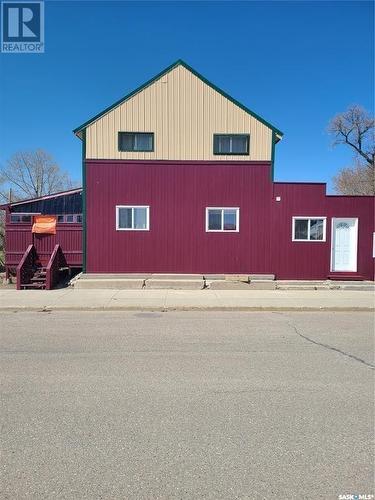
top-left (272, 183), bottom-right (375, 279)
top-left (86, 160), bottom-right (375, 279)
top-left (86, 160), bottom-right (274, 274)
top-left (4, 218), bottom-right (82, 272)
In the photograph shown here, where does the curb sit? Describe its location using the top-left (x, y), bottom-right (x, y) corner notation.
top-left (0, 306), bottom-right (373, 313)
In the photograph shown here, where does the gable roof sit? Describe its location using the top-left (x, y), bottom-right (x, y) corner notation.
top-left (73, 59), bottom-right (283, 141)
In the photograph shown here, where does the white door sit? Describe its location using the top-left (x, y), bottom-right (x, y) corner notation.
top-left (331, 218), bottom-right (358, 272)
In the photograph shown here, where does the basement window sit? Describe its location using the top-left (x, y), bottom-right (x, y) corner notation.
top-left (118, 132), bottom-right (154, 152)
top-left (206, 208), bottom-right (239, 232)
top-left (213, 134), bottom-right (250, 155)
top-left (292, 217), bottom-right (326, 241)
top-left (116, 206), bottom-right (149, 231)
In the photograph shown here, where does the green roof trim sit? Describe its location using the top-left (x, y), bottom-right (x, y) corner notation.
top-left (73, 59), bottom-right (283, 139)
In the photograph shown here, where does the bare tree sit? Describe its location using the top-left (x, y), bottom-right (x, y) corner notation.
top-left (0, 149), bottom-right (75, 201)
top-left (329, 105), bottom-right (374, 195)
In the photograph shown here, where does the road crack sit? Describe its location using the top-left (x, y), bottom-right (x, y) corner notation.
top-left (275, 312), bottom-right (375, 370)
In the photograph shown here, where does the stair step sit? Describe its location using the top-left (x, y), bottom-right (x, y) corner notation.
top-left (21, 283), bottom-right (46, 289)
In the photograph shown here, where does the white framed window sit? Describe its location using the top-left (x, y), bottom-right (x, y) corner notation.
top-left (206, 207), bottom-right (239, 232)
top-left (292, 217), bottom-right (326, 242)
top-left (10, 213), bottom-right (39, 223)
top-left (57, 214), bottom-right (82, 223)
top-left (116, 205), bottom-right (150, 231)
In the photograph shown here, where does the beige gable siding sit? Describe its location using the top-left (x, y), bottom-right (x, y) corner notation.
top-left (86, 65), bottom-right (273, 161)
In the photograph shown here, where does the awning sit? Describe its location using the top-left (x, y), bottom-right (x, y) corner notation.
top-left (32, 215), bottom-right (57, 234)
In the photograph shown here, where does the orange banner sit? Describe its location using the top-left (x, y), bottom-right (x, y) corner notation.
top-left (32, 215), bottom-right (57, 235)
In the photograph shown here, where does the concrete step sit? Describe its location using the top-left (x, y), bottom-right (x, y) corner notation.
top-left (207, 280), bottom-right (251, 290)
top-left (79, 273), bottom-right (151, 280)
top-left (276, 281), bottom-right (328, 290)
top-left (207, 280), bottom-right (276, 290)
top-left (333, 281), bottom-right (375, 291)
top-left (74, 278), bottom-right (144, 289)
top-left (145, 279), bottom-right (205, 290)
top-left (249, 274), bottom-right (275, 281)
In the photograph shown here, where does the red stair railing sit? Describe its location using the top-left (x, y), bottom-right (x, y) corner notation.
top-left (16, 244), bottom-right (38, 290)
top-left (46, 244), bottom-right (67, 290)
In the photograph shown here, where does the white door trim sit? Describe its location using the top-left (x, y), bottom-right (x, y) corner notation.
top-left (330, 217), bottom-right (358, 272)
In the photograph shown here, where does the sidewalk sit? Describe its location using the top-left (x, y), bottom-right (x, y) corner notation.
top-left (0, 288), bottom-right (373, 311)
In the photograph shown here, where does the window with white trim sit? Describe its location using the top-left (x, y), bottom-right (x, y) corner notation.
top-left (206, 208), bottom-right (239, 232)
top-left (10, 214), bottom-right (33, 223)
top-left (292, 217), bottom-right (326, 241)
top-left (57, 214), bottom-right (82, 223)
top-left (116, 206), bottom-right (149, 231)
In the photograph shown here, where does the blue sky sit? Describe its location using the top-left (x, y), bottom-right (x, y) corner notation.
top-left (0, 0), bottom-right (373, 192)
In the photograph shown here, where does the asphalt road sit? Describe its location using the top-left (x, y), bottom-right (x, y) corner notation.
top-left (1, 311), bottom-right (374, 500)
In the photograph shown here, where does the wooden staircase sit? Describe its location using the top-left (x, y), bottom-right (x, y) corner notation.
top-left (17, 244), bottom-right (68, 290)
top-left (21, 267), bottom-right (47, 290)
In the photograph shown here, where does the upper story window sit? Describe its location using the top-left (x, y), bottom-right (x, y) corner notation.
top-left (292, 217), bottom-right (326, 241)
top-left (116, 206), bottom-right (150, 231)
top-left (213, 134), bottom-right (250, 155)
top-left (118, 132), bottom-right (154, 152)
top-left (206, 207), bottom-right (239, 232)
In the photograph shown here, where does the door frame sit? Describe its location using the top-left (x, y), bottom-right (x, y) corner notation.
top-left (330, 217), bottom-right (359, 273)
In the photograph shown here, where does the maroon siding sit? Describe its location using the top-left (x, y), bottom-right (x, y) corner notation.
top-left (86, 160), bottom-right (374, 279)
top-left (271, 184), bottom-right (375, 279)
top-left (5, 220), bottom-right (82, 271)
top-left (86, 160), bottom-right (274, 274)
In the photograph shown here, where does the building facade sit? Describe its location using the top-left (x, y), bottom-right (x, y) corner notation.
top-left (73, 60), bottom-right (374, 280)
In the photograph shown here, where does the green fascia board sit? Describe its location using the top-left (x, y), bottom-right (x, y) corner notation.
top-left (73, 59), bottom-right (283, 139)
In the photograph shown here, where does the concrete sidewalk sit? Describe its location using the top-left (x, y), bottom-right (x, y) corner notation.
top-left (0, 288), bottom-right (373, 311)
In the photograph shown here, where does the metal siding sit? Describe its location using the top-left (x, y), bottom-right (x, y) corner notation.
top-left (86, 66), bottom-right (272, 161)
top-left (271, 184), bottom-right (375, 279)
top-left (5, 223), bottom-right (82, 270)
top-left (86, 162), bottom-right (374, 279)
top-left (11, 191), bottom-right (82, 214)
top-left (86, 160), bottom-right (274, 274)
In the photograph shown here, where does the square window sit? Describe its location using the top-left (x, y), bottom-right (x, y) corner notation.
top-left (76, 215), bottom-right (83, 223)
top-left (118, 132), bottom-right (154, 152)
top-left (206, 208), bottom-right (239, 232)
top-left (10, 214), bottom-right (21, 223)
top-left (66, 215), bottom-right (74, 223)
top-left (57, 215), bottom-right (65, 223)
top-left (116, 206), bottom-right (149, 231)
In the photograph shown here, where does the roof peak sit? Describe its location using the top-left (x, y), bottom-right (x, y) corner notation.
top-left (73, 60), bottom-right (283, 139)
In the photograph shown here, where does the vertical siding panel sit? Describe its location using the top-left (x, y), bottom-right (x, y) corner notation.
top-left (85, 65), bottom-right (274, 161)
